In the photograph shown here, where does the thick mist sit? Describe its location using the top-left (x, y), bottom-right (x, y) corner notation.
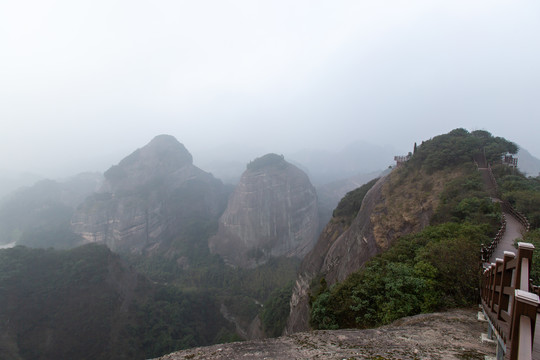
top-left (1, 1), bottom-right (540, 179)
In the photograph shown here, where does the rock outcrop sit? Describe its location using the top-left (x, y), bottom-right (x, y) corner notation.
top-left (71, 135), bottom-right (228, 254)
top-left (285, 175), bottom-right (388, 333)
top-left (155, 309), bottom-right (495, 360)
top-left (209, 154), bottom-right (319, 268)
top-left (286, 163), bottom-right (451, 333)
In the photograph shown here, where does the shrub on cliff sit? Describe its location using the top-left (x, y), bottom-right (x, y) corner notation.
top-left (310, 222), bottom-right (489, 329)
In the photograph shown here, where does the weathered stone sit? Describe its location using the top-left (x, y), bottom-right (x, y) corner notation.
top-left (155, 309), bottom-right (495, 360)
top-left (209, 154), bottom-right (319, 268)
top-left (71, 135), bottom-right (228, 254)
top-left (285, 175), bottom-right (388, 333)
top-left (286, 164), bottom-right (448, 334)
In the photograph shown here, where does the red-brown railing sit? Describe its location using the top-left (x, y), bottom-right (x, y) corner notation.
top-left (481, 243), bottom-right (539, 359)
top-left (482, 214), bottom-right (507, 263)
top-left (502, 201), bottom-right (531, 233)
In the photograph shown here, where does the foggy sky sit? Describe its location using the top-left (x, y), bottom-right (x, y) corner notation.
top-left (1, 1), bottom-right (540, 177)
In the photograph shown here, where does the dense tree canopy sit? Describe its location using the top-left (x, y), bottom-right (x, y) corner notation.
top-left (409, 128), bottom-right (518, 172)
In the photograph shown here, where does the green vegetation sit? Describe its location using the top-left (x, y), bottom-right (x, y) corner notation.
top-left (310, 223), bottom-right (490, 329)
top-left (410, 128), bottom-right (517, 173)
top-left (0, 244), bottom-right (237, 360)
top-left (246, 153), bottom-right (286, 171)
top-left (309, 128), bottom-right (513, 330)
top-left (431, 170), bottom-right (501, 231)
top-left (494, 165), bottom-right (540, 229)
top-left (494, 166), bottom-right (540, 284)
top-left (332, 177), bottom-right (379, 225)
top-left (519, 230), bottom-right (540, 285)
top-left (261, 281), bottom-right (295, 337)
top-left (129, 250), bottom-right (300, 333)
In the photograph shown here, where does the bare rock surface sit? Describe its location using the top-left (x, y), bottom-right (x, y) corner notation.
top-left (155, 308), bottom-right (495, 360)
top-left (71, 135), bottom-right (228, 254)
top-left (286, 175), bottom-right (388, 333)
top-left (286, 165), bottom-right (463, 334)
top-left (209, 153), bottom-right (319, 268)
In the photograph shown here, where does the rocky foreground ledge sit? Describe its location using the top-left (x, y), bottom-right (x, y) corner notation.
top-left (155, 308), bottom-right (495, 359)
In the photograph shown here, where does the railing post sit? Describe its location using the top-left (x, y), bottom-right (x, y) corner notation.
top-left (491, 258), bottom-right (504, 314)
top-left (488, 263), bottom-right (496, 308)
top-left (514, 243), bottom-right (535, 292)
top-left (509, 290), bottom-right (539, 360)
top-left (497, 251), bottom-right (516, 322)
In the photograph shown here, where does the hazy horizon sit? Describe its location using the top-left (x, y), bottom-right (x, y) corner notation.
top-left (2, 1), bottom-right (539, 178)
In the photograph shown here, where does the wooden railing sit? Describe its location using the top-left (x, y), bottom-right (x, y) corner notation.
top-left (481, 243), bottom-right (539, 359)
top-left (502, 201), bottom-right (531, 233)
top-left (477, 153), bottom-right (539, 358)
top-left (482, 214), bottom-right (507, 263)
top-left (480, 165), bottom-right (530, 262)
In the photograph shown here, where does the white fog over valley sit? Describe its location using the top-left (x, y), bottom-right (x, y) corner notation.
top-left (1, 0), bottom-right (540, 183)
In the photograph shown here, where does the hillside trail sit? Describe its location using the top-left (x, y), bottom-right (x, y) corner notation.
top-left (489, 210), bottom-right (525, 263)
top-left (477, 162), bottom-right (540, 357)
top-left (477, 166), bottom-right (526, 263)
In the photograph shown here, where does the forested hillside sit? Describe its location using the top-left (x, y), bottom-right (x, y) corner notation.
top-left (306, 129), bottom-right (524, 330)
top-left (0, 173), bottom-right (102, 248)
top-left (0, 244), bottom-right (237, 360)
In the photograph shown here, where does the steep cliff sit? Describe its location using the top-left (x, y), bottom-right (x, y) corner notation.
top-left (285, 165), bottom-right (462, 333)
top-left (71, 135), bottom-right (228, 254)
top-left (209, 154), bottom-right (319, 268)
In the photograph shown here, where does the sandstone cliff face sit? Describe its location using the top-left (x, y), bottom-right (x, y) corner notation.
top-left (286, 165), bottom-right (447, 333)
top-left (71, 135), bottom-right (228, 254)
top-left (209, 154), bottom-right (319, 268)
top-left (285, 175), bottom-right (388, 334)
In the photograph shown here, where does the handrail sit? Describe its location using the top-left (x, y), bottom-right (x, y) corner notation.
top-left (501, 201), bottom-right (531, 233)
top-left (485, 163), bottom-right (530, 232)
top-left (478, 155), bottom-right (538, 358)
top-left (482, 214), bottom-right (507, 263)
top-left (480, 164), bottom-right (530, 262)
top-left (480, 243), bottom-right (539, 359)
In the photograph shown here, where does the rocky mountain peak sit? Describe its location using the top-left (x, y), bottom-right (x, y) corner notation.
top-left (72, 135), bottom-right (228, 254)
top-left (103, 134), bottom-right (193, 192)
top-left (209, 154), bottom-right (319, 268)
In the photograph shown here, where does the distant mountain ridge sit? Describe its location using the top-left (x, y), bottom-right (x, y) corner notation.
top-left (287, 141), bottom-right (397, 185)
top-left (517, 148), bottom-right (540, 176)
top-left (193, 140), bottom-right (396, 186)
top-left (0, 172), bottom-right (102, 248)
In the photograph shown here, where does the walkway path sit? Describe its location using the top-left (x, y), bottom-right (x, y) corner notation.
top-left (478, 164), bottom-right (539, 359)
top-left (489, 211), bottom-right (526, 264)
